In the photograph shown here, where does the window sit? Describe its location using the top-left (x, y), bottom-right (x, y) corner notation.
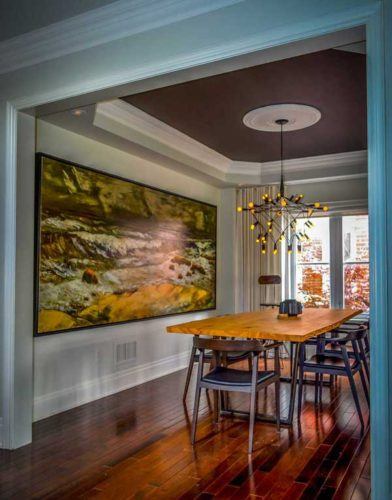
top-left (343, 215), bottom-right (370, 310)
top-left (296, 217), bottom-right (330, 308)
top-left (293, 214), bottom-right (369, 310)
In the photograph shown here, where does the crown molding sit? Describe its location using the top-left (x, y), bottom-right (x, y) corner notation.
top-left (0, 0), bottom-right (244, 76)
top-left (230, 150), bottom-right (368, 176)
top-left (320, 198), bottom-right (368, 215)
top-left (94, 99), bottom-right (368, 186)
top-left (94, 99), bottom-right (231, 181)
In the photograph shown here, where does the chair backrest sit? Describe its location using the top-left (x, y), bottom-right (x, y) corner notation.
top-left (193, 336), bottom-right (281, 352)
top-left (332, 325), bottom-right (368, 343)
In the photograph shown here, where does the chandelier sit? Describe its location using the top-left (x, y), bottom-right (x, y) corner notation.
top-left (237, 118), bottom-right (328, 255)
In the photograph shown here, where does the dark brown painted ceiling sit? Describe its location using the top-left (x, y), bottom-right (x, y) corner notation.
top-left (122, 49), bottom-right (366, 162)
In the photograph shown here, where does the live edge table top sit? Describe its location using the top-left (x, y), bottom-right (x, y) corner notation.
top-left (166, 308), bottom-right (362, 343)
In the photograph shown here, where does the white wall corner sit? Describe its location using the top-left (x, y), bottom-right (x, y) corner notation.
top-left (33, 350), bottom-right (191, 421)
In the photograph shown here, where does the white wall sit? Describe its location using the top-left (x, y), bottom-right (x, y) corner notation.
top-left (33, 120), bottom-right (232, 420)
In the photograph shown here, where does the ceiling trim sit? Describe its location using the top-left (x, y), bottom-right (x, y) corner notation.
top-left (230, 150), bottom-right (368, 175)
top-left (324, 198), bottom-right (368, 212)
top-left (284, 172), bottom-right (368, 185)
top-left (0, 0), bottom-right (244, 76)
top-left (93, 99), bottom-right (367, 186)
top-left (94, 99), bottom-right (230, 182)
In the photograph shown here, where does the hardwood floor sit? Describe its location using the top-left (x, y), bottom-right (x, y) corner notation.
top-left (0, 361), bottom-right (370, 499)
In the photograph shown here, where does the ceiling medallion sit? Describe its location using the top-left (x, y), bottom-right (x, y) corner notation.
top-left (242, 103), bottom-right (321, 132)
top-left (238, 106), bottom-right (328, 256)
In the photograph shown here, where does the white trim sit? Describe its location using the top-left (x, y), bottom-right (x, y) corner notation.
top-left (0, 0), bottom-right (244, 76)
top-left (1, 103), bottom-right (17, 449)
top-left (93, 100), bottom-right (367, 185)
top-left (334, 41), bottom-right (366, 54)
top-left (324, 198), bottom-right (368, 212)
top-left (284, 173), bottom-right (368, 185)
top-left (330, 216), bottom-right (344, 308)
top-left (230, 150), bottom-right (368, 176)
top-left (11, 5), bottom-right (378, 111)
top-left (33, 350), bottom-right (190, 421)
top-left (95, 100), bottom-right (230, 179)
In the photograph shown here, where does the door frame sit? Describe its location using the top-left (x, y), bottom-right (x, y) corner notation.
top-left (1, 2), bottom-right (388, 497)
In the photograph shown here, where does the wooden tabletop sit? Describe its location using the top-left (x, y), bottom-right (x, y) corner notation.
top-left (166, 308), bottom-right (362, 342)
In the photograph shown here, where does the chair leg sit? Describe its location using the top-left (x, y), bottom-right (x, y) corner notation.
top-left (315, 373), bottom-right (320, 406)
top-left (359, 340), bottom-right (370, 382)
top-left (213, 390), bottom-right (220, 424)
top-left (297, 363), bottom-right (304, 421)
top-left (358, 365), bottom-right (370, 406)
top-left (347, 371), bottom-right (365, 429)
top-left (183, 347), bottom-right (196, 401)
top-left (319, 374), bottom-right (324, 406)
top-left (248, 390), bottom-right (257, 454)
top-left (275, 380), bottom-right (281, 431)
top-left (263, 351), bottom-right (268, 370)
top-left (191, 386), bottom-right (202, 444)
top-left (248, 354), bottom-right (258, 454)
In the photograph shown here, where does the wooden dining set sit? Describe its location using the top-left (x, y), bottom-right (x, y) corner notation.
top-left (167, 308), bottom-right (370, 454)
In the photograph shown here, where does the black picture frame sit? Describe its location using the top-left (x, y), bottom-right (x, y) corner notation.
top-left (34, 153), bottom-right (217, 337)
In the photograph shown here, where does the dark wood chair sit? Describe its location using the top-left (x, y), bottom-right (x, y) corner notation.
top-left (297, 327), bottom-right (369, 429)
top-left (323, 323), bottom-right (370, 382)
top-left (182, 344), bottom-right (252, 401)
top-left (190, 337), bottom-right (282, 454)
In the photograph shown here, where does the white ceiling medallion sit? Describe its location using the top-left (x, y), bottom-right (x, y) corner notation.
top-left (242, 103), bottom-right (321, 132)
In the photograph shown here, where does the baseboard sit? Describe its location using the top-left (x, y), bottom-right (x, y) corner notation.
top-left (33, 350), bottom-right (190, 421)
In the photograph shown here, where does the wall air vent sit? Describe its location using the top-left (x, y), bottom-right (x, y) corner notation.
top-left (115, 341), bottom-right (137, 367)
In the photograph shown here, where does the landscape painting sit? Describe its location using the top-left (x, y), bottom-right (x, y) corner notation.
top-left (34, 154), bottom-right (217, 335)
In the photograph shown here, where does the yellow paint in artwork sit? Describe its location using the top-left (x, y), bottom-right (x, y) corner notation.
top-left (38, 310), bottom-right (77, 333)
top-left (79, 284), bottom-right (212, 323)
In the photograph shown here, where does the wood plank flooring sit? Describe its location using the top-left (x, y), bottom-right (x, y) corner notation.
top-left (0, 361), bottom-right (370, 499)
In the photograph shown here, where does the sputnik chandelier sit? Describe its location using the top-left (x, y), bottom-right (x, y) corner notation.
top-left (237, 114), bottom-right (328, 255)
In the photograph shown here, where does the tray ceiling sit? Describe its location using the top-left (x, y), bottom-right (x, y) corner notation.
top-left (123, 49), bottom-right (366, 163)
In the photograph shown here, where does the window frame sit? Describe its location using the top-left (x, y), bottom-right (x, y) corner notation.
top-left (289, 212), bottom-right (369, 309)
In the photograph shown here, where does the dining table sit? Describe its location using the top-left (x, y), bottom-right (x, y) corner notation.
top-left (167, 307), bottom-right (362, 426)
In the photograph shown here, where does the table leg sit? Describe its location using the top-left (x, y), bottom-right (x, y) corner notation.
top-left (285, 342), bottom-right (302, 426)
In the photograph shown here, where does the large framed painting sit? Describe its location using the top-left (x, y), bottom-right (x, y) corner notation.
top-left (34, 153), bottom-right (217, 336)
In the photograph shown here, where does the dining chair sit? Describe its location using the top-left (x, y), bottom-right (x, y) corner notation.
top-left (182, 346), bottom-right (252, 401)
top-left (297, 327), bottom-right (369, 429)
top-left (190, 337), bottom-right (282, 454)
top-left (324, 323), bottom-right (370, 382)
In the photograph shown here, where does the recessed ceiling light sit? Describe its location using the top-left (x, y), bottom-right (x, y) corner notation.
top-left (71, 109), bottom-right (86, 117)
